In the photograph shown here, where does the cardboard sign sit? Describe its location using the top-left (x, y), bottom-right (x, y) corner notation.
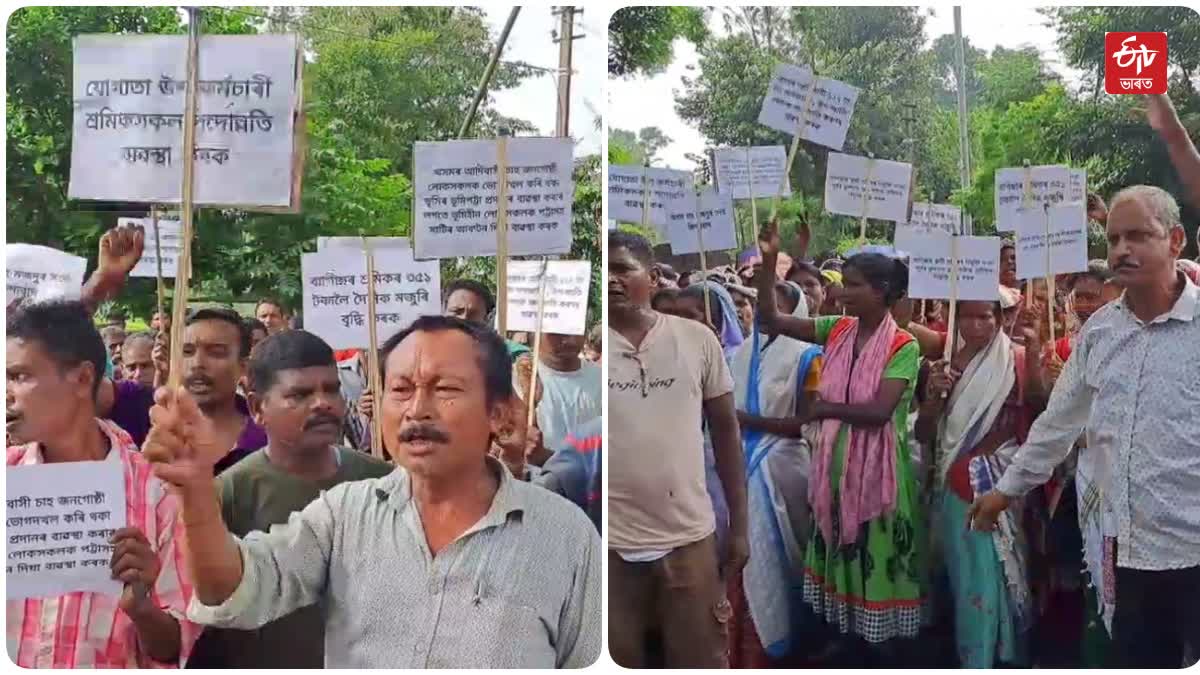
top-left (506, 260), bottom-right (591, 336)
top-left (897, 226), bottom-right (1001, 301)
top-left (666, 188), bottom-right (738, 255)
top-left (69, 34), bottom-right (301, 207)
top-left (824, 152), bottom-right (914, 223)
top-left (412, 137), bottom-right (574, 259)
top-left (994, 164), bottom-right (1072, 232)
top-left (607, 164), bottom-right (693, 230)
top-left (757, 63), bottom-right (860, 151)
top-left (6, 460), bottom-right (125, 600)
top-left (712, 145), bottom-right (791, 198)
top-left (6, 245), bottom-right (88, 307)
top-left (301, 241), bottom-right (441, 349)
top-left (1015, 203), bottom-right (1089, 280)
top-left (123, 217), bottom-right (182, 278)
top-left (909, 202), bottom-right (963, 235)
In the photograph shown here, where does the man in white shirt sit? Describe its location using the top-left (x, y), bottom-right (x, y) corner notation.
top-left (533, 332), bottom-right (601, 453)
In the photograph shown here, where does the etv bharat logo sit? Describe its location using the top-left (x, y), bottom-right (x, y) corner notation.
top-left (1106, 32), bottom-right (1167, 95)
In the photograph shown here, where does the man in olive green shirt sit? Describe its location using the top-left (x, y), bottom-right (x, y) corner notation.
top-left (185, 330), bottom-right (392, 668)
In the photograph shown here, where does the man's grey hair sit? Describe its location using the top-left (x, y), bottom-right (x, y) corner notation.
top-left (122, 331), bottom-right (155, 349)
top-left (99, 325), bottom-right (126, 341)
top-left (1109, 185), bottom-right (1182, 235)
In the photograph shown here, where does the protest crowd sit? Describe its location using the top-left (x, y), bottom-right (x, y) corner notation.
top-left (607, 91), bottom-right (1200, 669)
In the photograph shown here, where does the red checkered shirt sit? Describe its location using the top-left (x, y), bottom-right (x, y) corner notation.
top-left (6, 419), bottom-right (200, 667)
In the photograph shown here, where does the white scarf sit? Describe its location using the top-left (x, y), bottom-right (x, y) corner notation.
top-left (937, 330), bottom-right (1015, 484)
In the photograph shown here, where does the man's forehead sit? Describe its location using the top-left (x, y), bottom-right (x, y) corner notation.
top-left (271, 365), bottom-right (339, 387)
top-left (185, 320), bottom-right (239, 343)
top-left (387, 331), bottom-right (479, 375)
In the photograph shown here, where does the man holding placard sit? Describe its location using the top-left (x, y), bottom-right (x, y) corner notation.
top-left (969, 184), bottom-right (1200, 668)
top-left (6, 301), bottom-right (196, 667)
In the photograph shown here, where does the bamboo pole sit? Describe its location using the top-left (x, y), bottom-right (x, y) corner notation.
top-left (364, 238), bottom-right (384, 460)
top-left (495, 136), bottom-right (511, 335)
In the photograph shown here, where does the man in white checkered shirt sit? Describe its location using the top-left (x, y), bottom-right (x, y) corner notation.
top-left (971, 93), bottom-right (1200, 668)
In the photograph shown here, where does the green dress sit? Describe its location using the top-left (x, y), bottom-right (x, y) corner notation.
top-left (801, 316), bottom-right (928, 644)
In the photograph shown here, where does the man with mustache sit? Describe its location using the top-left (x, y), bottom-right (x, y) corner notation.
top-left (969, 182), bottom-right (1200, 667)
top-left (186, 330), bottom-right (392, 668)
top-left (6, 301), bottom-right (196, 667)
top-left (143, 315), bottom-right (601, 668)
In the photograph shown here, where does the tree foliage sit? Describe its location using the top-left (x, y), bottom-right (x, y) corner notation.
top-left (608, 6), bottom-right (708, 78)
top-left (7, 6), bottom-right (602, 322)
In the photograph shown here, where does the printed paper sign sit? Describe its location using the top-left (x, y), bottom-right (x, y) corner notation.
top-left (1070, 169), bottom-right (1087, 205)
top-left (1015, 203), bottom-right (1089, 280)
top-left (6, 460), bottom-right (126, 600)
top-left (122, 217), bottom-right (182, 278)
top-left (824, 152), bottom-right (914, 223)
top-left (6, 244), bottom-right (88, 308)
top-left (758, 63), bottom-right (860, 151)
top-left (994, 164), bottom-right (1072, 232)
top-left (666, 188), bottom-right (738, 255)
top-left (896, 226), bottom-right (1001, 301)
top-left (69, 34), bottom-right (301, 207)
top-left (908, 202), bottom-right (963, 235)
top-left (301, 242), bottom-right (441, 350)
top-left (412, 137), bottom-right (574, 260)
top-left (712, 145), bottom-right (791, 199)
top-left (506, 260), bottom-right (591, 336)
top-left (607, 164), bottom-right (693, 230)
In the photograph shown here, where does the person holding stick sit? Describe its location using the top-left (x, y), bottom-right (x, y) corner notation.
top-left (143, 316), bottom-right (601, 668)
top-left (6, 301), bottom-right (197, 668)
top-left (913, 297), bottom-right (1044, 667)
top-left (755, 218), bottom-right (929, 662)
top-left (968, 183), bottom-right (1200, 668)
top-left (531, 332), bottom-right (601, 455)
top-left (184, 330), bottom-right (392, 668)
top-left (607, 230), bottom-right (747, 668)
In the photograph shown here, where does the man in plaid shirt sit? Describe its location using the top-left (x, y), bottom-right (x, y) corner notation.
top-left (6, 301), bottom-right (197, 668)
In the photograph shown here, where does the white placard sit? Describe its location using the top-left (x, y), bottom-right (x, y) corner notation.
top-left (666, 188), bottom-right (738, 255)
top-left (123, 217), bottom-right (182, 278)
top-left (994, 164), bottom-right (1072, 232)
top-left (606, 164), bottom-right (693, 230)
top-left (412, 137), bottom-right (574, 260)
top-left (757, 63), bottom-right (860, 151)
top-left (713, 145), bottom-right (791, 198)
top-left (6, 244), bottom-right (88, 307)
top-left (1070, 169), bottom-right (1087, 204)
top-left (301, 244), bottom-right (441, 350)
top-left (506, 260), bottom-right (592, 336)
top-left (6, 460), bottom-right (126, 600)
top-left (69, 34), bottom-right (300, 207)
top-left (897, 228), bottom-right (1001, 301)
top-left (1015, 203), bottom-right (1089, 281)
top-left (909, 202), bottom-right (963, 235)
top-left (824, 152), bottom-right (914, 223)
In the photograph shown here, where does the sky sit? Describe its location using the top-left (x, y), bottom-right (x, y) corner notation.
top-left (608, 5), bottom-right (1087, 170)
top-left (484, 6), bottom-right (605, 158)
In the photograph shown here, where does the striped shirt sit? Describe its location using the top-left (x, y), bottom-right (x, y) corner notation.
top-left (998, 273), bottom-right (1200, 570)
top-left (187, 457), bottom-right (601, 668)
top-left (6, 419), bottom-right (199, 668)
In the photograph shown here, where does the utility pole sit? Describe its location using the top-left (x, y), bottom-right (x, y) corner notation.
top-left (553, 7), bottom-right (583, 138)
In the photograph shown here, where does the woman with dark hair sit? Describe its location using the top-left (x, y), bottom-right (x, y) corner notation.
top-left (915, 298), bottom-right (1040, 667)
top-left (755, 220), bottom-right (928, 662)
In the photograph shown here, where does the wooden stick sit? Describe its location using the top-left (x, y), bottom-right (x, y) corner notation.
top-left (1022, 161), bottom-right (1034, 300)
top-left (695, 190), bottom-right (712, 325)
top-left (747, 147), bottom-right (758, 247)
top-left (495, 136), bottom-right (510, 335)
top-left (770, 70), bottom-right (817, 220)
top-left (1044, 202), bottom-right (1057, 346)
top-left (858, 155), bottom-right (876, 242)
top-left (167, 8), bottom-right (201, 390)
top-left (364, 238), bottom-right (384, 460)
top-left (943, 236), bottom-right (960, 362)
top-left (526, 260), bottom-right (548, 432)
top-left (640, 161), bottom-right (652, 233)
top-left (151, 205), bottom-right (165, 329)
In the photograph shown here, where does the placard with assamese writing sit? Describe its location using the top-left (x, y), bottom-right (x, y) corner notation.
top-left (506, 260), bottom-right (592, 336)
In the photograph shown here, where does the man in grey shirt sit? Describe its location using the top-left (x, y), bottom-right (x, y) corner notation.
top-left (144, 316), bottom-right (601, 668)
top-left (969, 184), bottom-right (1200, 667)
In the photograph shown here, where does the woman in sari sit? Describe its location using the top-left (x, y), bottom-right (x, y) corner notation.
top-left (727, 281), bottom-right (823, 667)
top-left (915, 299), bottom-right (1038, 667)
top-left (755, 221), bottom-right (927, 663)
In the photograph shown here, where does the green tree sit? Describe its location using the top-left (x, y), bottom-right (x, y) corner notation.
top-left (608, 6), bottom-right (709, 78)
